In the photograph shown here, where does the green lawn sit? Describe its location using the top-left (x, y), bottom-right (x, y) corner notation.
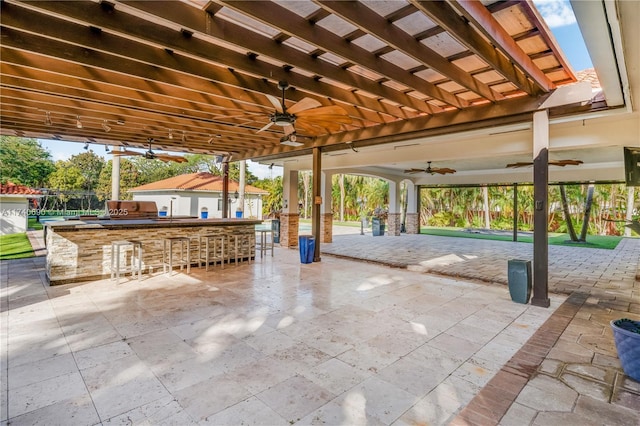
top-left (0, 233), bottom-right (35, 260)
top-left (28, 217), bottom-right (44, 230)
top-left (420, 227), bottom-right (622, 250)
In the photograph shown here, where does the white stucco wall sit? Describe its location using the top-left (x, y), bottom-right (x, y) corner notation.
top-left (0, 196), bottom-right (29, 235)
top-left (131, 191), bottom-right (264, 219)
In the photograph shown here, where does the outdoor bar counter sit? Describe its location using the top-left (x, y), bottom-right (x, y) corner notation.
top-left (45, 217), bottom-right (262, 285)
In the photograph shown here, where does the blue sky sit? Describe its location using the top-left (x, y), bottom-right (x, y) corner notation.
top-left (39, 0), bottom-right (591, 176)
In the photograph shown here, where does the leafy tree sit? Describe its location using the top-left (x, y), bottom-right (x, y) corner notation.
top-left (253, 176), bottom-right (282, 217)
top-left (96, 159), bottom-right (142, 201)
top-left (68, 150), bottom-right (105, 210)
top-left (0, 136), bottom-right (55, 187)
top-left (47, 160), bottom-right (85, 210)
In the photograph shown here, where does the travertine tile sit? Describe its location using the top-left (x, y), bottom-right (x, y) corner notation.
top-left (256, 375), bottom-right (334, 423)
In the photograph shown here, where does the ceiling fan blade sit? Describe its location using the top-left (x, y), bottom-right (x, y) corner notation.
top-left (550, 159), bottom-right (583, 166)
top-left (111, 150), bottom-right (143, 157)
top-left (155, 154), bottom-right (188, 163)
top-left (297, 117), bottom-right (342, 131)
top-left (288, 97), bottom-right (322, 114)
top-left (404, 168), bottom-right (427, 174)
top-left (265, 94), bottom-right (283, 113)
top-left (294, 120), bottom-right (326, 135)
top-left (256, 121), bottom-right (275, 133)
top-left (283, 124), bottom-right (296, 136)
top-left (433, 168), bottom-right (456, 174)
top-left (296, 105), bottom-right (351, 121)
top-left (506, 162), bottom-right (533, 168)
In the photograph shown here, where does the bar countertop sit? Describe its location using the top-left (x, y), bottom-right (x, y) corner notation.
top-left (45, 217), bottom-right (263, 231)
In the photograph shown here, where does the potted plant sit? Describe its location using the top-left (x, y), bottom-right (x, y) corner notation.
top-left (372, 207), bottom-right (387, 236)
top-left (611, 318), bottom-right (640, 381)
top-left (200, 207), bottom-right (208, 219)
top-left (159, 206), bottom-right (168, 217)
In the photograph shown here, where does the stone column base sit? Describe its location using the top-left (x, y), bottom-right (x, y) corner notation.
top-left (405, 213), bottom-right (419, 234)
top-left (387, 213), bottom-right (402, 236)
top-left (279, 213), bottom-right (299, 248)
top-left (321, 213), bottom-right (333, 243)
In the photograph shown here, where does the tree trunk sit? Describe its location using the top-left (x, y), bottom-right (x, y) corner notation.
top-left (560, 184), bottom-right (579, 241)
top-left (482, 185), bottom-right (490, 229)
top-left (339, 174), bottom-right (345, 222)
top-left (625, 186), bottom-right (635, 237)
top-left (579, 184), bottom-right (595, 241)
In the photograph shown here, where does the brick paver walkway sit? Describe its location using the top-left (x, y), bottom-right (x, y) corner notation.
top-left (322, 233), bottom-right (640, 424)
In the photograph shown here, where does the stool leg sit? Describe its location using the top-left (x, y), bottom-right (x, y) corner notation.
top-left (163, 239), bottom-right (168, 274)
top-left (220, 238), bottom-right (225, 270)
top-left (186, 240), bottom-right (191, 274)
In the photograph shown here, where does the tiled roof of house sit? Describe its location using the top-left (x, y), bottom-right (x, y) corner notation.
top-left (129, 172), bottom-right (268, 194)
top-left (0, 181), bottom-right (43, 196)
top-left (576, 68), bottom-right (601, 90)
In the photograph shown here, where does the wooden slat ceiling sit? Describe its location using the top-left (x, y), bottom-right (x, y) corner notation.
top-left (0, 0), bottom-right (577, 161)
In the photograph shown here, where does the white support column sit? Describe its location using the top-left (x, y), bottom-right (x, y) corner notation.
top-left (388, 180), bottom-right (401, 236)
top-left (280, 167), bottom-right (300, 247)
top-left (111, 146), bottom-right (120, 200)
top-left (405, 181), bottom-right (419, 234)
top-left (625, 187), bottom-right (635, 237)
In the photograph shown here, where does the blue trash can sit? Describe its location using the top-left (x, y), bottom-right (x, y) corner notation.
top-left (299, 235), bottom-right (315, 264)
top-left (235, 210), bottom-right (243, 218)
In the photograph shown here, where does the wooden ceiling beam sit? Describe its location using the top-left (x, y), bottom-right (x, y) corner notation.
top-left (116, 0), bottom-right (434, 115)
top-left (216, 0), bottom-right (467, 109)
top-left (450, 0), bottom-right (557, 92)
top-left (316, 1), bottom-right (504, 102)
top-left (411, 0), bottom-right (539, 95)
top-left (7, 1), bottom-right (416, 120)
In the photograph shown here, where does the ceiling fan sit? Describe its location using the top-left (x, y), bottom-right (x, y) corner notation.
top-left (404, 161), bottom-right (456, 175)
top-left (257, 81), bottom-right (352, 145)
top-left (110, 138), bottom-right (188, 163)
top-left (506, 159), bottom-right (583, 168)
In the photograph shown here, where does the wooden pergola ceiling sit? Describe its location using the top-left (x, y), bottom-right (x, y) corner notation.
top-left (0, 0), bottom-right (577, 161)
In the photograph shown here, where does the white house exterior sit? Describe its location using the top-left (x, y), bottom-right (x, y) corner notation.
top-left (0, 182), bottom-right (43, 235)
top-left (129, 172), bottom-right (268, 219)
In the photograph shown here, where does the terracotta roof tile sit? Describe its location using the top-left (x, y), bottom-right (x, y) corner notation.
top-left (0, 181), bottom-right (43, 195)
top-left (576, 68), bottom-right (601, 89)
top-left (129, 172), bottom-right (268, 194)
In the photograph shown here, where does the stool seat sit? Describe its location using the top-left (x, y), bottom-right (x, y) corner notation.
top-left (199, 234), bottom-right (225, 271)
top-left (163, 237), bottom-right (191, 275)
top-left (255, 228), bottom-right (274, 259)
top-left (110, 240), bottom-right (143, 283)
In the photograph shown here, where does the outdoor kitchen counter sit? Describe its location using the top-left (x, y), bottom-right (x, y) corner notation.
top-left (45, 218), bottom-right (262, 285)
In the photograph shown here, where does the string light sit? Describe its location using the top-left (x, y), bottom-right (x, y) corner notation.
top-left (181, 131), bottom-right (186, 142)
top-left (76, 116), bottom-right (83, 129)
top-left (101, 120), bottom-right (111, 132)
top-left (83, 142), bottom-right (89, 150)
top-left (168, 129), bottom-right (173, 139)
top-left (44, 111), bottom-right (52, 126)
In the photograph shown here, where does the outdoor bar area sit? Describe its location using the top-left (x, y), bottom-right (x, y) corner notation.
top-left (45, 201), bottom-right (261, 285)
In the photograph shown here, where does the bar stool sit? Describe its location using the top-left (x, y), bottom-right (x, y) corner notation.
top-left (110, 240), bottom-right (143, 283)
top-left (163, 237), bottom-right (191, 275)
top-left (199, 234), bottom-right (225, 271)
top-left (227, 233), bottom-right (253, 266)
top-left (255, 228), bottom-right (274, 258)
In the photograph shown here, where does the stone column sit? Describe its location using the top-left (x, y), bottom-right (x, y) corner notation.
top-left (388, 180), bottom-right (401, 236)
top-left (280, 168), bottom-right (299, 248)
top-left (279, 213), bottom-right (300, 248)
top-left (405, 181), bottom-right (419, 234)
top-left (320, 171), bottom-right (333, 243)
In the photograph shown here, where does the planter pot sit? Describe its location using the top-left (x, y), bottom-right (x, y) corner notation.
top-left (611, 318), bottom-right (640, 381)
top-left (372, 218), bottom-right (385, 236)
top-left (200, 211), bottom-right (208, 219)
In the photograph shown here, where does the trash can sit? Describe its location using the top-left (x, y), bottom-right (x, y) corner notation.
top-left (508, 259), bottom-right (532, 304)
top-left (235, 210), bottom-right (243, 218)
top-left (200, 211), bottom-right (208, 219)
top-left (299, 235), bottom-right (315, 264)
top-left (272, 219), bottom-right (280, 243)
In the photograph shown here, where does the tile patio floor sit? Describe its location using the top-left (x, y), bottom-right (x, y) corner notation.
top-left (1, 229), bottom-right (639, 425)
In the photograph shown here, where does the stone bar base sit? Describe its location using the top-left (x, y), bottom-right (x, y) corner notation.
top-left (405, 213), bottom-right (419, 234)
top-left (387, 213), bottom-right (402, 236)
top-left (45, 219), bottom-right (260, 285)
top-left (279, 213), bottom-right (299, 248)
top-left (321, 213), bottom-right (333, 243)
